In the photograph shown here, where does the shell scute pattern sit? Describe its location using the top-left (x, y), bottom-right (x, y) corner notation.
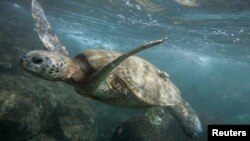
top-left (81, 49), bottom-right (182, 107)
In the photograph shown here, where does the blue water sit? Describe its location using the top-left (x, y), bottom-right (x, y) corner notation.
top-left (1, 0), bottom-right (250, 140)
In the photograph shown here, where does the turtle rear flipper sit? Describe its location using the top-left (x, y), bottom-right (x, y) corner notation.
top-left (86, 38), bottom-right (167, 93)
top-left (167, 100), bottom-right (203, 139)
top-left (32, 0), bottom-right (68, 55)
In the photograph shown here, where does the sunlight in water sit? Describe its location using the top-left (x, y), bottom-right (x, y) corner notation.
top-left (175, 0), bottom-right (199, 7)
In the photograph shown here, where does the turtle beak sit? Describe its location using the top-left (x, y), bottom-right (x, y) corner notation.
top-left (20, 54), bottom-right (29, 67)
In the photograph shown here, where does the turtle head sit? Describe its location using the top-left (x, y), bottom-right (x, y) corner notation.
top-left (21, 50), bottom-right (70, 81)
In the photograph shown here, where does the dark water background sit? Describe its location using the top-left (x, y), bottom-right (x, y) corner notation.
top-left (1, 0), bottom-right (250, 141)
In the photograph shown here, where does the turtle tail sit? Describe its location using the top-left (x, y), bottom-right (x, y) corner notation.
top-left (167, 100), bottom-right (203, 139)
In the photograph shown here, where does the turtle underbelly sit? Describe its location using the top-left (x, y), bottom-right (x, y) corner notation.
top-left (95, 79), bottom-right (150, 108)
top-left (76, 78), bottom-right (150, 108)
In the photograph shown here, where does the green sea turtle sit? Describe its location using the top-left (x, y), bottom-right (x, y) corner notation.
top-left (21, 0), bottom-right (203, 139)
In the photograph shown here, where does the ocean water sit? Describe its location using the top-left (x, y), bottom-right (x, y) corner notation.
top-left (1, 0), bottom-right (250, 141)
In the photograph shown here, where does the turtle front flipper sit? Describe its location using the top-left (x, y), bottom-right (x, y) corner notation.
top-left (86, 38), bottom-right (167, 93)
top-left (167, 100), bottom-right (203, 139)
top-left (32, 0), bottom-right (68, 55)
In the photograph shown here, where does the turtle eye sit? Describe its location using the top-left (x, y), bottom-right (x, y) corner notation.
top-left (32, 57), bottom-right (43, 64)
